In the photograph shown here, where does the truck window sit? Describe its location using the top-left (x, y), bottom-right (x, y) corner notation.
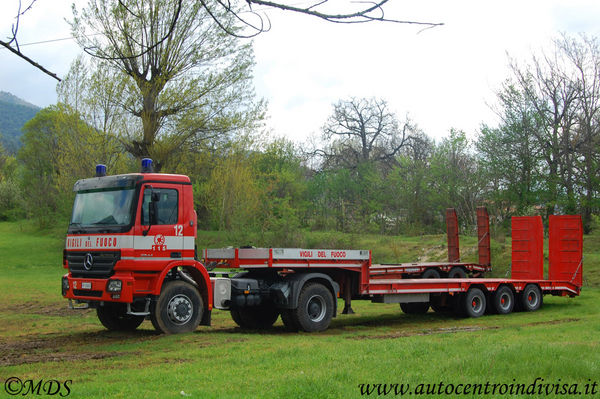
top-left (141, 188), bottom-right (178, 225)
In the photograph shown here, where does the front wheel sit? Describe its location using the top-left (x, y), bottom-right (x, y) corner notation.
top-left (151, 281), bottom-right (203, 334)
top-left (291, 283), bottom-right (334, 332)
top-left (97, 303), bottom-right (145, 331)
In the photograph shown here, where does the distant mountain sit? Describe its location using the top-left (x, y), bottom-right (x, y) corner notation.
top-left (0, 91), bottom-right (41, 154)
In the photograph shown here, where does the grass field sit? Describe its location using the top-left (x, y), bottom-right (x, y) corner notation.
top-left (0, 221), bottom-right (599, 398)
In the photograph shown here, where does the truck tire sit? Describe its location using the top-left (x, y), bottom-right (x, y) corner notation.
top-left (421, 269), bottom-right (440, 279)
top-left (97, 303), bottom-right (145, 331)
top-left (400, 302), bottom-right (430, 314)
top-left (492, 286), bottom-right (514, 315)
top-left (280, 309), bottom-right (299, 331)
top-left (519, 284), bottom-right (542, 312)
top-left (464, 288), bottom-right (486, 318)
top-left (151, 281), bottom-right (203, 334)
top-left (452, 293), bottom-right (466, 317)
top-left (291, 283), bottom-right (334, 332)
top-left (230, 306), bottom-right (279, 329)
top-left (430, 295), bottom-right (452, 313)
top-left (448, 267), bottom-right (467, 278)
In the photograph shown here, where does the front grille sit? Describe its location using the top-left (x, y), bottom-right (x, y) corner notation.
top-left (73, 290), bottom-right (103, 298)
top-left (67, 251), bottom-right (120, 278)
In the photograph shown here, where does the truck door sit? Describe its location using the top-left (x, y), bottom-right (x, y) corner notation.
top-left (133, 183), bottom-right (185, 266)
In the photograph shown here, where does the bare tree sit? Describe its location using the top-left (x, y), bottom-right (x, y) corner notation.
top-left (510, 48), bottom-right (579, 217)
top-left (70, 0), bottom-right (263, 171)
top-left (320, 97), bottom-right (413, 169)
top-left (559, 34), bottom-right (600, 232)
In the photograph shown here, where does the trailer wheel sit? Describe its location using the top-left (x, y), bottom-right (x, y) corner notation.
top-left (492, 286), bottom-right (514, 314)
top-left (421, 269), bottom-right (440, 279)
top-left (280, 309), bottom-right (299, 331)
top-left (520, 284), bottom-right (542, 312)
top-left (430, 295), bottom-right (452, 313)
top-left (151, 281), bottom-right (203, 334)
top-left (464, 288), bottom-right (486, 318)
top-left (452, 293), bottom-right (466, 317)
top-left (230, 306), bottom-right (279, 329)
top-left (292, 283), bottom-right (334, 332)
top-left (400, 302), bottom-right (430, 314)
top-left (97, 303), bottom-right (145, 331)
top-left (448, 267), bottom-right (467, 278)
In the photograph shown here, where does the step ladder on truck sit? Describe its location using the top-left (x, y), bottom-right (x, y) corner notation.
top-left (61, 159), bottom-right (584, 333)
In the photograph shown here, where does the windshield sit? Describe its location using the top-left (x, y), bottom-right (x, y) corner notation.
top-left (70, 188), bottom-right (135, 227)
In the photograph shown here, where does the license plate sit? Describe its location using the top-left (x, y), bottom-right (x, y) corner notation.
top-left (81, 282), bottom-right (92, 290)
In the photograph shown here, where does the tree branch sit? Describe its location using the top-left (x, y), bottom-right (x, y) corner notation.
top-left (0, 40), bottom-right (61, 81)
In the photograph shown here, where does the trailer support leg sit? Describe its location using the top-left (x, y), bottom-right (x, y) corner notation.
top-left (342, 301), bottom-right (354, 314)
top-left (342, 276), bottom-right (354, 314)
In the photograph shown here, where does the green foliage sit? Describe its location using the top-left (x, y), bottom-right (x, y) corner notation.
top-left (0, 91), bottom-right (41, 153)
top-left (17, 105), bottom-right (132, 225)
top-left (0, 153), bottom-right (24, 220)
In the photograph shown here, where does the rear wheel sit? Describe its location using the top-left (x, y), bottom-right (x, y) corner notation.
top-left (97, 303), bottom-right (145, 331)
top-left (280, 309), bottom-right (300, 331)
top-left (464, 288), bottom-right (486, 318)
top-left (492, 286), bottom-right (514, 314)
top-left (430, 295), bottom-right (452, 313)
top-left (400, 302), bottom-right (430, 314)
top-left (291, 283), bottom-right (334, 332)
top-left (421, 269), bottom-right (441, 279)
top-left (448, 267), bottom-right (467, 278)
top-left (452, 293), bottom-right (466, 317)
top-left (520, 284), bottom-right (542, 312)
top-left (151, 281), bottom-right (203, 334)
top-left (230, 306), bottom-right (279, 329)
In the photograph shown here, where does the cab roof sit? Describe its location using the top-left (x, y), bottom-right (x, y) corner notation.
top-left (73, 173), bottom-right (191, 192)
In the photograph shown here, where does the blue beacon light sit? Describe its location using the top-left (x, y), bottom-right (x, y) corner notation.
top-left (96, 164), bottom-right (107, 177)
top-left (141, 158), bottom-right (154, 173)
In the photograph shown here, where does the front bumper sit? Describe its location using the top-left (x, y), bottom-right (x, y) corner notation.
top-left (62, 273), bottom-right (135, 303)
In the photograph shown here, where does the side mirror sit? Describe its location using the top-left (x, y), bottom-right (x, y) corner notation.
top-left (149, 199), bottom-right (159, 225)
top-left (143, 187), bottom-right (160, 236)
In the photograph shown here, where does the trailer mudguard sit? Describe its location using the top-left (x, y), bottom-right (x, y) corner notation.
top-left (271, 272), bottom-right (340, 316)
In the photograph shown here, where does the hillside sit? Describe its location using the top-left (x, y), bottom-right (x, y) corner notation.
top-left (0, 91), bottom-right (41, 153)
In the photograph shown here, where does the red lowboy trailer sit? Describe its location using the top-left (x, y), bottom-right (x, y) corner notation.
top-left (62, 159), bottom-right (583, 333)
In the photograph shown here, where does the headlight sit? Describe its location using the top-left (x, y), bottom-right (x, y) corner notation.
top-left (62, 277), bottom-right (69, 295)
top-left (106, 279), bottom-right (122, 292)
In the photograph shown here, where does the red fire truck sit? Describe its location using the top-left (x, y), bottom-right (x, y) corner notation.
top-left (62, 159), bottom-right (583, 333)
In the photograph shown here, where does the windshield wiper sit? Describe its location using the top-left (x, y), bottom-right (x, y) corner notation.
top-left (94, 215), bottom-right (119, 225)
top-left (68, 222), bottom-right (85, 234)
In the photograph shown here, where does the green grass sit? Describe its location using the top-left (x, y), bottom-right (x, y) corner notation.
top-left (0, 221), bottom-right (599, 398)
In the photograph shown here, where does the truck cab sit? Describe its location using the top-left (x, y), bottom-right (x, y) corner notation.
top-left (62, 159), bottom-right (213, 333)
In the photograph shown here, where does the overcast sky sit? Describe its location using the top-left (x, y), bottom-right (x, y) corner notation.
top-left (2, 0), bottom-right (600, 143)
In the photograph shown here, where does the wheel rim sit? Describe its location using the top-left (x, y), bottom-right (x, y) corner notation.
top-left (527, 290), bottom-right (539, 307)
top-left (499, 292), bottom-right (511, 310)
top-left (471, 296), bottom-right (483, 313)
top-left (167, 294), bottom-right (193, 325)
top-left (306, 295), bottom-right (326, 323)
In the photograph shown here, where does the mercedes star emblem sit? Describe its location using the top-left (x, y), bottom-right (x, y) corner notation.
top-left (84, 253), bottom-right (94, 270)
